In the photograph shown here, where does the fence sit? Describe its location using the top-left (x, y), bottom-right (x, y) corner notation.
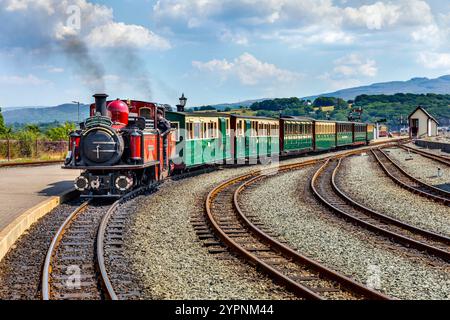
top-left (0, 139), bottom-right (68, 161)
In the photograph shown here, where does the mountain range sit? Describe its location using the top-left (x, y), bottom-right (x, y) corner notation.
top-left (302, 75), bottom-right (450, 101)
top-left (2, 75), bottom-right (450, 124)
top-left (2, 103), bottom-right (90, 125)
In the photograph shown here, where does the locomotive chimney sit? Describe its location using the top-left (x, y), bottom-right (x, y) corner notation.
top-left (93, 93), bottom-right (109, 116)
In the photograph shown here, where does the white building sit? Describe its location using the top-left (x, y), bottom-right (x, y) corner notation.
top-left (408, 106), bottom-right (439, 138)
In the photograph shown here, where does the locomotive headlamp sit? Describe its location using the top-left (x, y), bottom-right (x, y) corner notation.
top-left (179, 93), bottom-right (187, 107)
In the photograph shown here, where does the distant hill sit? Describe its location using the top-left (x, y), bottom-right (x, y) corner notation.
top-left (3, 103), bottom-right (90, 124)
top-left (191, 98), bottom-right (269, 111)
top-left (304, 75), bottom-right (450, 101)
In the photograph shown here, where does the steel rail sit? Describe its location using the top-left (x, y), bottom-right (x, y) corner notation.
top-left (0, 160), bottom-right (64, 168)
top-left (205, 158), bottom-right (391, 300)
top-left (234, 172), bottom-right (391, 300)
top-left (372, 148), bottom-right (450, 205)
top-left (42, 187), bottom-right (147, 300)
top-left (41, 201), bottom-right (91, 300)
top-left (96, 186), bottom-right (150, 300)
top-left (310, 159), bottom-right (450, 262)
top-left (398, 145), bottom-right (450, 167)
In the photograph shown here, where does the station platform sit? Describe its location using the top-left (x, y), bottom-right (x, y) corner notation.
top-left (415, 138), bottom-right (450, 153)
top-left (0, 164), bottom-right (79, 232)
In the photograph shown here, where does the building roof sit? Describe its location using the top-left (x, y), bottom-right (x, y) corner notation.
top-left (408, 106), bottom-right (439, 125)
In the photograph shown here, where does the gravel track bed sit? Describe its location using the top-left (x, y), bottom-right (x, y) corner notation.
top-left (0, 202), bottom-right (80, 300)
top-left (122, 146), bottom-right (385, 300)
top-left (385, 147), bottom-right (450, 192)
top-left (124, 172), bottom-right (297, 300)
top-left (104, 199), bottom-right (147, 300)
top-left (240, 166), bottom-right (450, 300)
top-left (407, 143), bottom-right (450, 159)
top-left (0, 143), bottom-right (400, 300)
top-left (338, 155), bottom-right (450, 237)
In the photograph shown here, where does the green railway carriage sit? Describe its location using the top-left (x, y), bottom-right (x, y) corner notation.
top-left (353, 123), bottom-right (368, 145)
top-left (314, 121), bottom-right (336, 151)
top-left (166, 111), bottom-right (231, 168)
top-left (230, 115), bottom-right (280, 162)
top-left (336, 121), bottom-right (354, 147)
top-left (280, 117), bottom-right (314, 155)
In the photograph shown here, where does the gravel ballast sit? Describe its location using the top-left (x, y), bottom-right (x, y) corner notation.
top-left (384, 147), bottom-right (450, 192)
top-left (338, 154), bottom-right (450, 237)
top-left (240, 166), bottom-right (449, 300)
top-left (125, 170), bottom-right (297, 300)
top-left (123, 146), bottom-right (390, 300)
top-left (0, 203), bottom-right (80, 300)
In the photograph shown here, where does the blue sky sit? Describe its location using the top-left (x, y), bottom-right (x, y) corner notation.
top-left (1, 0), bottom-right (450, 108)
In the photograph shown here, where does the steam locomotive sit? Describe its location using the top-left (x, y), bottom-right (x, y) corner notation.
top-left (64, 94), bottom-right (175, 197)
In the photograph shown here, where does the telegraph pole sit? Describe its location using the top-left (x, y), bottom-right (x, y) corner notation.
top-left (72, 101), bottom-right (81, 125)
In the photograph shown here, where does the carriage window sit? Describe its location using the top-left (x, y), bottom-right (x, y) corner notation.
top-left (226, 119), bottom-right (231, 136)
top-left (186, 122), bottom-right (192, 140)
top-left (139, 108), bottom-right (152, 119)
top-left (193, 123), bottom-right (201, 139)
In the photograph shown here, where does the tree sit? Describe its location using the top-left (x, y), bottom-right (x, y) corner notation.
top-left (25, 124), bottom-right (41, 135)
top-left (46, 122), bottom-right (76, 141)
top-left (0, 107), bottom-right (6, 136)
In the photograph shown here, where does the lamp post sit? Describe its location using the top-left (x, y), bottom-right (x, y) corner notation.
top-left (176, 93), bottom-right (187, 112)
top-left (72, 101), bottom-right (80, 124)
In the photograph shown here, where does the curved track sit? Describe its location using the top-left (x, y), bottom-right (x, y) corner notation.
top-left (202, 160), bottom-right (390, 300)
top-left (41, 187), bottom-right (148, 300)
top-left (399, 145), bottom-right (450, 167)
top-left (311, 158), bottom-right (450, 262)
top-left (372, 148), bottom-right (450, 205)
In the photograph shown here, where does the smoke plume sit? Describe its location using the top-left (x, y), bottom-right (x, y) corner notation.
top-left (60, 36), bottom-right (106, 92)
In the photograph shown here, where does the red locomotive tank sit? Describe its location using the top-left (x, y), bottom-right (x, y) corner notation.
top-left (130, 130), bottom-right (142, 161)
top-left (107, 99), bottom-right (129, 125)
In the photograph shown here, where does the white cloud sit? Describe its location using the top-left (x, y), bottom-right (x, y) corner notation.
top-left (193, 52), bottom-right (302, 85)
top-left (344, 2), bottom-right (400, 30)
top-left (418, 52), bottom-right (450, 69)
top-left (4, 0), bottom-right (55, 14)
top-left (0, 74), bottom-right (51, 86)
top-left (319, 53), bottom-right (377, 91)
top-left (86, 22), bottom-right (171, 49)
top-left (2, 0), bottom-right (170, 50)
top-left (34, 65), bottom-right (65, 73)
top-left (334, 54), bottom-right (378, 77)
top-left (219, 29), bottom-right (249, 45)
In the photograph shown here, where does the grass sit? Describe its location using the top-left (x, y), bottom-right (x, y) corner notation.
top-left (0, 152), bottom-right (66, 163)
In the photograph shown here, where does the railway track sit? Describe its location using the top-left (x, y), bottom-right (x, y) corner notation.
top-left (199, 160), bottom-right (390, 300)
top-left (0, 160), bottom-right (63, 168)
top-left (398, 145), bottom-right (450, 166)
top-left (41, 188), bottom-right (148, 300)
top-left (311, 158), bottom-right (450, 262)
top-left (372, 148), bottom-right (450, 205)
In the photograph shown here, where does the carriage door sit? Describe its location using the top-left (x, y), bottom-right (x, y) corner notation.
top-left (245, 120), bottom-right (251, 158)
